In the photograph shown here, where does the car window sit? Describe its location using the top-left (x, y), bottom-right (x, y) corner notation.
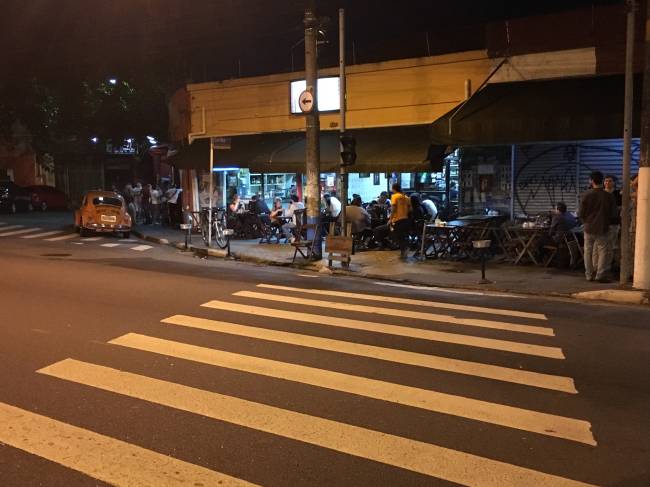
top-left (92, 196), bottom-right (122, 207)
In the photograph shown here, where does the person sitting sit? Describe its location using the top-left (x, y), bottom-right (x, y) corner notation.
top-left (410, 193), bottom-right (426, 222)
top-left (377, 191), bottom-right (391, 208)
top-left (281, 194), bottom-right (305, 242)
top-left (342, 196), bottom-right (371, 235)
top-left (421, 196), bottom-right (438, 221)
top-left (269, 197), bottom-right (284, 226)
top-left (538, 201), bottom-right (578, 265)
top-left (249, 193), bottom-right (272, 225)
top-left (549, 201), bottom-right (577, 242)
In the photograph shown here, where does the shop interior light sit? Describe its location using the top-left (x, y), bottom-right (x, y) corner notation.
top-left (212, 167), bottom-right (239, 172)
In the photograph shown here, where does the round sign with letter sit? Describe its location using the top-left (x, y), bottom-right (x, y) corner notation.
top-left (298, 90), bottom-right (315, 113)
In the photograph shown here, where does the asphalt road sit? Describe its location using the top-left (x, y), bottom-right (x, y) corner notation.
top-left (0, 212), bottom-right (649, 486)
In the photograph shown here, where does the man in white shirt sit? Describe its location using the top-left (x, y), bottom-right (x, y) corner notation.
top-left (282, 194), bottom-right (305, 241)
top-left (150, 186), bottom-right (162, 224)
top-left (322, 193), bottom-right (341, 234)
top-left (325, 193), bottom-right (341, 218)
top-left (421, 197), bottom-right (438, 220)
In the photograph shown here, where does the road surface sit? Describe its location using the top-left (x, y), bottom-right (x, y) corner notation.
top-left (0, 213), bottom-right (648, 486)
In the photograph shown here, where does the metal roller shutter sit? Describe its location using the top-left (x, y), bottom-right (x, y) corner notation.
top-left (514, 138), bottom-right (639, 217)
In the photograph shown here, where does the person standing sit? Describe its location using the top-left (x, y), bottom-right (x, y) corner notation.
top-left (321, 193), bottom-right (342, 235)
top-left (142, 184), bottom-right (152, 224)
top-left (389, 183), bottom-right (412, 260)
top-left (604, 175), bottom-right (622, 273)
top-left (579, 171), bottom-right (616, 283)
top-left (150, 185), bottom-right (162, 225)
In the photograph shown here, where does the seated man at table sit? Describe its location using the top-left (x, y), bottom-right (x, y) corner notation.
top-left (537, 201), bottom-right (577, 263)
top-left (249, 193), bottom-right (271, 225)
top-left (549, 201), bottom-right (577, 241)
top-left (342, 196), bottom-right (371, 235)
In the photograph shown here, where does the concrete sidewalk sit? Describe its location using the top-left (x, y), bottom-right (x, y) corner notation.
top-left (133, 224), bottom-right (649, 306)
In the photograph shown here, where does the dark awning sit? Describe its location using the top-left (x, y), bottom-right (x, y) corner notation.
top-left (169, 125), bottom-right (432, 173)
top-left (430, 74), bottom-right (641, 146)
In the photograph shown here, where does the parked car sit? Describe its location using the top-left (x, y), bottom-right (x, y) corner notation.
top-left (74, 190), bottom-right (132, 238)
top-left (25, 185), bottom-right (69, 211)
top-left (0, 181), bottom-right (34, 213)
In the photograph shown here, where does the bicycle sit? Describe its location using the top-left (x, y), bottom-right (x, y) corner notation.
top-left (200, 207), bottom-right (228, 249)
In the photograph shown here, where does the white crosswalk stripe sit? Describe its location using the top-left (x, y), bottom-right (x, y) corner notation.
top-left (111, 332), bottom-right (594, 444)
top-left (0, 225), bottom-right (24, 232)
top-left (30, 285), bottom-right (597, 486)
top-left (21, 230), bottom-right (65, 239)
top-left (0, 401), bottom-right (257, 487)
top-left (258, 283), bottom-right (546, 320)
top-left (202, 300), bottom-right (564, 358)
top-left (38, 359), bottom-right (595, 487)
top-left (130, 244), bottom-right (152, 251)
top-left (0, 227), bottom-right (41, 237)
top-left (161, 314), bottom-right (577, 392)
top-left (44, 233), bottom-right (79, 242)
top-left (234, 291), bottom-right (553, 336)
top-left (82, 236), bottom-right (104, 241)
top-left (100, 243), bottom-right (121, 248)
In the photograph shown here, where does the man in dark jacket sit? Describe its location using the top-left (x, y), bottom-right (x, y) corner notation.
top-left (579, 171), bottom-right (616, 282)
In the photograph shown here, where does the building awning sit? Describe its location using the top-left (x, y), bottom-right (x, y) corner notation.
top-left (430, 74), bottom-right (641, 146)
top-left (169, 125), bottom-right (432, 173)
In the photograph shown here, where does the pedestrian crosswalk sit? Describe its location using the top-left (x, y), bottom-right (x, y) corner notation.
top-left (7, 283), bottom-right (598, 486)
top-left (0, 222), bottom-right (152, 252)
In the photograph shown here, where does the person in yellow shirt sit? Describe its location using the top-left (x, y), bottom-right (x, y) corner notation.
top-left (389, 183), bottom-right (413, 259)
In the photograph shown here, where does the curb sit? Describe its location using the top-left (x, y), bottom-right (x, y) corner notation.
top-left (132, 229), bottom-right (650, 306)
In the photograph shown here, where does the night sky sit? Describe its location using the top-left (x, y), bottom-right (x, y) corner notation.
top-left (0, 0), bottom-right (623, 88)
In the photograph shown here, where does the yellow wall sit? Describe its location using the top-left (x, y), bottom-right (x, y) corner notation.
top-left (178, 50), bottom-right (493, 139)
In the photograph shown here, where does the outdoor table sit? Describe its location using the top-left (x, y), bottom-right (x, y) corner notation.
top-left (504, 225), bottom-right (549, 265)
top-left (419, 220), bottom-right (476, 260)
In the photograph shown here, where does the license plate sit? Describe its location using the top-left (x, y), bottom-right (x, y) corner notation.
top-left (101, 215), bottom-right (117, 222)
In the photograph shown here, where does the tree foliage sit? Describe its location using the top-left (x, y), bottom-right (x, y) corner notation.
top-left (0, 75), bottom-right (169, 154)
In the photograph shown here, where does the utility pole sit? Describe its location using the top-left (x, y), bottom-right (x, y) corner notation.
top-left (304, 2), bottom-right (322, 257)
top-left (620, 0), bottom-right (636, 285)
top-left (635, 0), bottom-right (650, 289)
top-left (338, 8), bottom-right (347, 234)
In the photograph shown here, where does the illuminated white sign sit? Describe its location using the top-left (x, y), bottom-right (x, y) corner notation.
top-left (290, 77), bottom-right (340, 114)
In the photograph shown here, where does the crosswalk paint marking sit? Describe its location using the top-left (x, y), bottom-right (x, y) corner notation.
top-left (82, 236), bottom-right (104, 241)
top-left (374, 281), bottom-right (528, 299)
top-left (162, 315), bottom-right (577, 393)
top-left (38, 359), bottom-right (594, 486)
top-left (235, 291), bottom-right (553, 337)
top-left (0, 401), bottom-right (256, 487)
top-left (100, 243), bottom-right (121, 248)
top-left (45, 233), bottom-right (78, 242)
top-left (130, 245), bottom-right (152, 251)
top-left (0, 227), bottom-right (42, 237)
top-left (112, 333), bottom-right (594, 444)
top-left (201, 301), bottom-right (565, 359)
top-left (0, 222), bottom-right (7, 226)
top-left (0, 225), bottom-right (24, 232)
top-left (119, 239), bottom-right (139, 243)
top-left (258, 284), bottom-right (545, 320)
top-left (21, 230), bottom-right (65, 239)
top-left (71, 242), bottom-right (84, 245)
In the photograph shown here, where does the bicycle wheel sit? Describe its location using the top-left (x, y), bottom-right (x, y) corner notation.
top-left (214, 221), bottom-right (228, 249)
top-left (201, 216), bottom-right (210, 247)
